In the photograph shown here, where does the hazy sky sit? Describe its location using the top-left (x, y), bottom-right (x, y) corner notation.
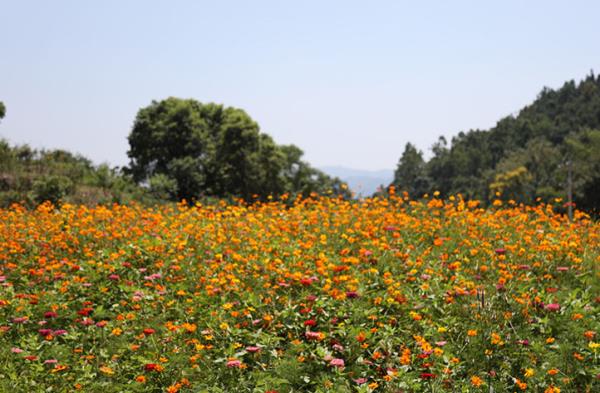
top-left (1, 1), bottom-right (599, 170)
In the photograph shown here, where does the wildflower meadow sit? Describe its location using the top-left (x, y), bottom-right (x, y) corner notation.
top-left (0, 191), bottom-right (598, 392)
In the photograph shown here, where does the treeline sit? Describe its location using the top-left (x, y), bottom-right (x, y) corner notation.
top-left (0, 98), bottom-right (348, 207)
top-left (392, 73), bottom-right (600, 212)
top-left (0, 142), bottom-right (149, 207)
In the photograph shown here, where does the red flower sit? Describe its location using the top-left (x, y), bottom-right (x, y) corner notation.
top-left (304, 319), bottom-right (316, 326)
top-left (77, 307), bottom-right (93, 316)
top-left (420, 373), bottom-right (436, 379)
top-left (144, 363), bottom-right (161, 371)
top-left (143, 328), bottom-right (156, 335)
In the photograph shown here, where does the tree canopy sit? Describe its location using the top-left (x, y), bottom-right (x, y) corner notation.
top-left (391, 73), bottom-right (600, 213)
top-left (127, 98), bottom-right (349, 202)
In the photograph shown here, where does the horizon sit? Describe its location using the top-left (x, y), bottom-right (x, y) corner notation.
top-left (1, 1), bottom-right (599, 170)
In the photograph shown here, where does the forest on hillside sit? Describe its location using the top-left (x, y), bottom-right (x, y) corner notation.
top-left (392, 73), bottom-right (600, 212)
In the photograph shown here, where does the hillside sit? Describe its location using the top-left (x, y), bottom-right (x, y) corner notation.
top-left (392, 73), bottom-right (600, 212)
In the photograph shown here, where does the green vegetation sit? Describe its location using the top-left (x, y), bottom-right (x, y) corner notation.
top-left (127, 98), bottom-right (349, 202)
top-left (2, 73), bottom-right (600, 211)
top-left (0, 142), bottom-right (148, 207)
top-left (392, 73), bottom-right (600, 212)
top-left (0, 98), bottom-right (348, 207)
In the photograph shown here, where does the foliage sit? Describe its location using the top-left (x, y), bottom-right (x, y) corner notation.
top-left (391, 73), bottom-right (600, 213)
top-left (0, 139), bottom-right (150, 207)
top-left (0, 194), bottom-right (598, 392)
top-left (127, 98), bottom-right (349, 201)
top-left (392, 143), bottom-right (429, 199)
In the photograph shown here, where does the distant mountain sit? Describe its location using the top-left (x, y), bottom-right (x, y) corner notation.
top-left (320, 166), bottom-right (393, 197)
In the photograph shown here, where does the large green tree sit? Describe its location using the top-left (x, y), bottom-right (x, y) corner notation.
top-left (127, 97), bottom-right (348, 201)
top-left (0, 101), bottom-right (5, 121)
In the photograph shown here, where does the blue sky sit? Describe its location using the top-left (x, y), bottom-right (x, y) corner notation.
top-left (1, 1), bottom-right (599, 170)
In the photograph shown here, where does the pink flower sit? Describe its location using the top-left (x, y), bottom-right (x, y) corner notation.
top-left (44, 359), bottom-right (58, 364)
top-left (329, 358), bottom-right (345, 368)
top-left (12, 317), bottom-right (28, 324)
top-left (53, 329), bottom-right (68, 336)
top-left (80, 318), bottom-right (95, 326)
top-left (108, 274), bottom-right (120, 281)
top-left (11, 347), bottom-right (23, 354)
top-left (557, 266), bottom-right (569, 272)
top-left (305, 331), bottom-right (321, 340)
top-left (246, 346), bottom-right (261, 353)
top-left (545, 303), bottom-right (560, 312)
top-left (226, 359), bottom-right (242, 368)
top-left (354, 378), bottom-right (367, 385)
top-left (144, 273), bottom-right (161, 281)
top-left (44, 311), bottom-right (58, 319)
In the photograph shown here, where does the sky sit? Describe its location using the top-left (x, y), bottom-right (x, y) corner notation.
top-left (1, 1), bottom-right (599, 171)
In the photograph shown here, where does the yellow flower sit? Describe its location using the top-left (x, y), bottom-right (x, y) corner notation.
top-left (99, 366), bottom-right (114, 375)
top-left (524, 368), bottom-right (535, 378)
top-left (111, 327), bottom-right (122, 336)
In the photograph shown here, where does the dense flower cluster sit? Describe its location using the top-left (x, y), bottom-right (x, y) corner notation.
top-left (0, 191), bottom-right (598, 392)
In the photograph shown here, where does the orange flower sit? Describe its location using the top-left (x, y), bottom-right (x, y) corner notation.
top-left (470, 376), bottom-right (483, 387)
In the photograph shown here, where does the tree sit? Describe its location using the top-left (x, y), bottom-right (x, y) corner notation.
top-left (565, 129), bottom-right (600, 212)
top-left (127, 98), bottom-right (348, 201)
top-left (0, 101), bottom-right (5, 121)
top-left (392, 143), bottom-right (429, 198)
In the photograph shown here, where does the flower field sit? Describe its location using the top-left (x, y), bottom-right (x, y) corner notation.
top-left (0, 192), bottom-right (598, 392)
